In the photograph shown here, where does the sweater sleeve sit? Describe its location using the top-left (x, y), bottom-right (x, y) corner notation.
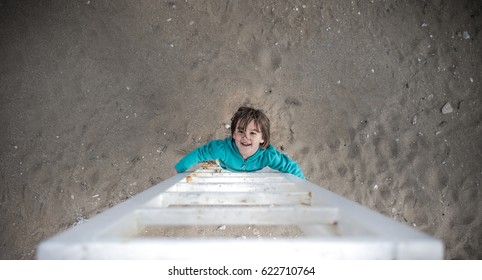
top-left (266, 147), bottom-right (305, 179)
top-left (174, 140), bottom-right (226, 173)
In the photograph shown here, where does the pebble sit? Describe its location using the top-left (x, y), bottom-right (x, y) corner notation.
top-left (463, 31), bottom-right (470, 40)
top-left (441, 102), bottom-right (453, 114)
top-left (217, 225), bottom-right (226, 230)
top-left (73, 215), bottom-right (86, 227)
top-left (412, 115), bottom-right (417, 125)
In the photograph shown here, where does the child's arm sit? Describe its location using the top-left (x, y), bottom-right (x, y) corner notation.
top-left (266, 147), bottom-right (305, 179)
top-left (174, 140), bottom-right (225, 173)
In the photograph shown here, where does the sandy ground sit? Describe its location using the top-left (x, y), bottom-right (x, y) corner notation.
top-left (0, 0), bottom-right (481, 259)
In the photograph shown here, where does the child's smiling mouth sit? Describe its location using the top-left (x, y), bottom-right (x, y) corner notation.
top-left (240, 142), bottom-right (251, 147)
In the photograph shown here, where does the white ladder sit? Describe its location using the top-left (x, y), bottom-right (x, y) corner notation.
top-left (37, 163), bottom-right (444, 259)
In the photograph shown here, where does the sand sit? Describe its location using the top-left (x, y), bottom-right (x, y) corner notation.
top-left (138, 225), bottom-right (304, 239)
top-left (0, 0), bottom-right (481, 259)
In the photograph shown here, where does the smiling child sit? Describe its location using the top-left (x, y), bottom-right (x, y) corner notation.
top-left (174, 106), bottom-right (305, 179)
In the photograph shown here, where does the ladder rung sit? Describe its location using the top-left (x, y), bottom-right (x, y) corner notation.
top-left (183, 176), bottom-right (288, 183)
top-left (186, 172), bottom-right (280, 177)
top-left (136, 206), bottom-right (339, 226)
top-left (59, 239), bottom-right (399, 260)
top-left (170, 182), bottom-right (299, 192)
top-left (145, 191), bottom-right (312, 207)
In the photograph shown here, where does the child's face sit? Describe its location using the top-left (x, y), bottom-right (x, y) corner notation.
top-left (233, 120), bottom-right (264, 160)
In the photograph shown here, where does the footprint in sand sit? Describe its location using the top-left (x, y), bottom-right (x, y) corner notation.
top-left (258, 48), bottom-right (282, 72)
top-left (251, 46), bottom-right (282, 72)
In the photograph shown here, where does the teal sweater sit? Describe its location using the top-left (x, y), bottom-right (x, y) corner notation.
top-left (174, 137), bottom-right (305, 179)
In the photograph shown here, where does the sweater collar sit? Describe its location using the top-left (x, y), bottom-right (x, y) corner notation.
top-left (227, 136), bottom-right (263, 161)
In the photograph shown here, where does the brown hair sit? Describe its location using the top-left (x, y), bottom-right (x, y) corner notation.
top-left (230, 106), bottom-right (270, 149)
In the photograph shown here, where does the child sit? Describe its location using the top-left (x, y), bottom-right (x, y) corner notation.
top-left (174, 106), bottom-right (305, 179)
